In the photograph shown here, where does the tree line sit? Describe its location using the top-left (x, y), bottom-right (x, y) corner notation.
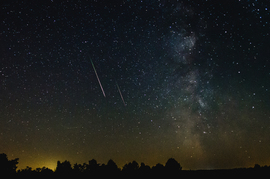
top-left (1, 153), bottom-right (270, 178)
top-left (0, 153), bottom-right (182, 177)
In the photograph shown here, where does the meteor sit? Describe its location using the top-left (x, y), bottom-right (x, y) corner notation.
top-left (90, 59), bottom-right (106, 97)
top-left (116, 81), bottom-right (126, 106)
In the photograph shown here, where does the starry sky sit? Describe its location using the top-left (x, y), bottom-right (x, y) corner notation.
top-left (1, 0), bottom-right (270, 170)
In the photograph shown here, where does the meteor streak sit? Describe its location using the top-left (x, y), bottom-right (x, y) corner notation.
top-left (116, 82), bottom-right (126, 106)
top-left (90, 59), bottom-right (106, 97)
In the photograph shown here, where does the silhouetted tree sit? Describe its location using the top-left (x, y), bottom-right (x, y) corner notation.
top-left (165, 158), bottom-right (182, 171)
top-left (18, 166), bottom-right (54, 178)
top-left (87, 159), bottom-right (99, 171)
top-left (139, 162), bottom-right (150, 171)
top-left (82, 162), bottom-right (88, 172)
top-left (151, 163), bottom-right (165, 177)
top-left (55, 160), bottom-right (72, 174)
top-left (0, 153), bottom-right (19, 174)
top-left (83, 159), bottom-right (100, 177)
top-left (152, 163), bottom-right (164, 171)
top-left (139, 162), bottom-right (151, 176)
top-left (39, 166), bottom-right (53, 175)
top-left (19, 166), bottom-right (33, 173)
top-left (106, 159), bottom-right (119, 173)
top-left (73, 163), bottom-right (85, 173)
top-left (122, 160), bottom-right (139, 177)
top-left (83, 159), bottom-right (119, 178)
top-left (122, 161), bottom-right (139, 173)
top-left (17, 166), bottom-right (34, 178)
top-left (254, 164), bottom-right (261, 169)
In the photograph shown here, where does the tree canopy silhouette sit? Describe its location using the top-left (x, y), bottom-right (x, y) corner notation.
top-left (106, 159), bottom-right (119, 172)
top-left (122, 160), bottom-right (139, 173)
top-left (55, 160), bottom-right (72, 174)
top-left (2, 153), bottom-right (270, 178)
top-left (165, 158), bottom-right (182, 171)
top-left (0, 153), bottom-right (19, 174)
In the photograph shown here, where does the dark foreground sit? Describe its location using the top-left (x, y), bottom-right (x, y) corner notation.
top-left (8, 167), bottom-right (270, 179)
top-left (2, 153), bottom-right (270, 178)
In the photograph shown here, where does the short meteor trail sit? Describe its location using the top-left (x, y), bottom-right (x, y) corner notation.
top-left (116, 82), bottom-right (126, 106)
top-left (90, 59), bottom-right (106, 97)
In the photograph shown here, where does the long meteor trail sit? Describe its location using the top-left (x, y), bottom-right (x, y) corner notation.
top-left (90, 59), bottom-right (106, 97)
top-left (116, 82), bottom-right (126, 106)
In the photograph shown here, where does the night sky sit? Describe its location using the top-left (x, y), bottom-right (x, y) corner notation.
top-left (1, 0), bottom-right (270, 170)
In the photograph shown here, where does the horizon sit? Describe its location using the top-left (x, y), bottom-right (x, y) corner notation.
top-left (5, 154), bottom-right (263, 171)
top-left (1, 0), bottom-right (270, 171)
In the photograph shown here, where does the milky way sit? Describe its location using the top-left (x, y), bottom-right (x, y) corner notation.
top-left (1, 1), bottom-right (270, 170)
